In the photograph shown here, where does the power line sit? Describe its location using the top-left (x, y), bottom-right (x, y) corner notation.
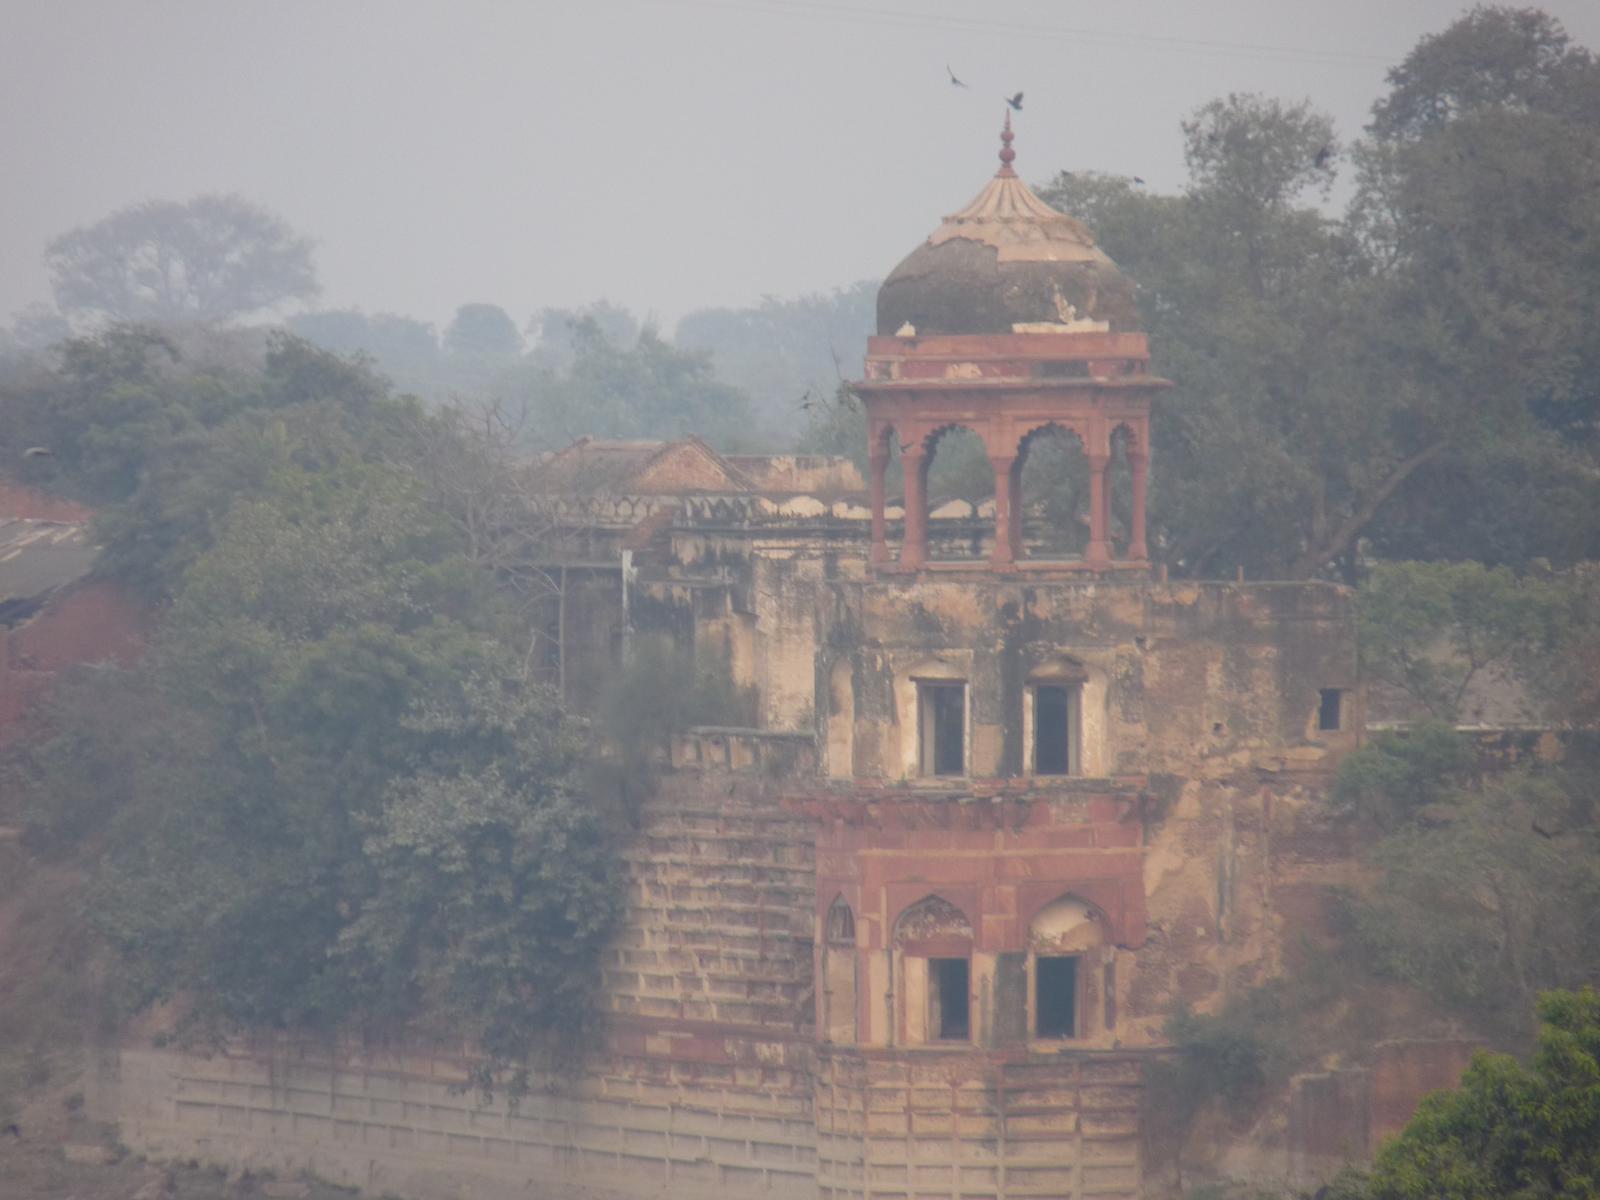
top-left (637, 0), bottom-right (1399, 68)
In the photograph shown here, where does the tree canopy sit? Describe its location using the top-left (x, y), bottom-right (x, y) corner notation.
top-left (1342, 988), bottom-right (1600, 1200)
top-left (1036, 9), bottom-right (1600, 579)
top-left (45, 194), bottom-right (319, 326)
top-left (7, 327), bottom-right (622, 1084)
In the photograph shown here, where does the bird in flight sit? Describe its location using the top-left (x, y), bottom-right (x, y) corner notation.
top-left (947, 64), bottom-right (967, 88)
top-left (1005, 92), bottom-right (1024, 111)
top-left (1132, 176), bottom-right (1146, 185)
top-left (1314, 144), bottom-right (1334, 168)
top-left (23, 446), bottom-right (55, 458)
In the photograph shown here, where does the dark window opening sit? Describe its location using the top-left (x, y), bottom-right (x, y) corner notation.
top-left (826, 902), bottom-right (855, 945)
top-left (1318, 688), bottom-right (1344, 732)
top-left (1036, 956), bottom-right (1079, 1038)
top-left (919, 683), bottom-right (966, 777)
top-left (1034, 684), bottom-right (1077, 775)
top-left (929, 957), bottom-right (970, 1041)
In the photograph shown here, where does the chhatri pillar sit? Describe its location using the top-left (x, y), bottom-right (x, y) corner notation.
top-left (854, 114), bottom-right (1170, 574)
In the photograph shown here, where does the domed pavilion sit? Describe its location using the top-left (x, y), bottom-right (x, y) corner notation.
top-left (855, 115), bottom-right (1169, 572)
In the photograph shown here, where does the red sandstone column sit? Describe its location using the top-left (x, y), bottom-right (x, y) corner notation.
top-left (988, 454), bottom-right (1017, 568)
top-left (1009, 457), bottom-right (1024, 561)
top-left (868, 451), bottom-right (889, 564)
top-left (1086, 453), bottom-right (1110, 566)
top-left (900, 443), bottom-right (928, 570)
top-left (1128, 449), bottom-right (1149, 561)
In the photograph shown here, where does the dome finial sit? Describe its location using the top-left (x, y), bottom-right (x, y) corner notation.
top-left (998, 111), bottom-right (1017, 177)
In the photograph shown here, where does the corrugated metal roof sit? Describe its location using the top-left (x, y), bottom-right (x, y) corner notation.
top-left (0, 519), bottom-right (99, 620)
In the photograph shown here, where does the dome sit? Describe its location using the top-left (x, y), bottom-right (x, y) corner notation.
top-left (877, 118), bottom-right (1141, 336)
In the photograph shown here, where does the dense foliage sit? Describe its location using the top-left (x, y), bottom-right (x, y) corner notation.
top-left (1038, 8), bottom-right (1600, 578)
top-left (6, 330), bottom-right (622, 1084)
top-left (1336, 558), bottom-right (1600, 1037)
top-left (1336, 988), bottom-right (1600, 1200)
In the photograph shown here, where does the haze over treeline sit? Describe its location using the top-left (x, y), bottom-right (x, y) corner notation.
top-left (7, 5), bottom-right (1597, 579)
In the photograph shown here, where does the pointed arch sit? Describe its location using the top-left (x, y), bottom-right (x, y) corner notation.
top-left (891, 894), bottom-right (974, 946)
top-left (825, 894), bottom-right (856, 945)
top-left (1017, 422), bottom-right (1090, 560)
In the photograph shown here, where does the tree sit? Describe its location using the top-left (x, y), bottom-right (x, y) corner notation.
top-left (1043, 97), bottom-right (1406, 579)
top-left (677, 282), bottom-right (878, 439)
top-left (509, 318), bottom-right (754, 449)
top-left (1351, 988), bottom-right (1600, 1200)
top-left (1355, 561), bottom-right (1565, 722)
top-left (62, 461), bottom-right (619, 1071)
top-left (286, 309), bottom-right (442, 394)
top-left (444, 303), bottom-right (522, 364)
top-left (46, 194), bottom-right (318, 326)
top-left (1353, 8), bottom-right (1600, 562)
top-left (1355, 772), bottom-right (1600, 1035)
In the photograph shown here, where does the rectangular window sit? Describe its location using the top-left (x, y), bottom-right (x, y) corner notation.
top-left (929, 957), bottom-right (970, 1041)
top-left (1034, 684), bottom-right (1077, 775)
top-left (1035, 955), bottom-right (1078, 1038)
top-left (1318, 688), bottom-right (1344, 732)
top-left (918, 682), bottom-right (966, 777)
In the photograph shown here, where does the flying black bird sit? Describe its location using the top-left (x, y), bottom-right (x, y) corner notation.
top-left (1314, 144), bottom-right (1334, 168)
top-left (1, 1122), bottom-right (19, 1137)
top-left (1132, 176), bottom-right (1146, 185)
top-left (947, 64), bottom-right (967, 88)
top-left (1004, 92), bottom-right (1024, 111)
top-left (22, 446), bottom-right (55, 458)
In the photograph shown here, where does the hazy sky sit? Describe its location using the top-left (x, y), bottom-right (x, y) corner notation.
top-left (5, 1), bottom-right (1598, 333)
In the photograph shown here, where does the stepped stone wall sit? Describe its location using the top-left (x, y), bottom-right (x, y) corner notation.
top-left (92, 771), bottom-right (823, 1200)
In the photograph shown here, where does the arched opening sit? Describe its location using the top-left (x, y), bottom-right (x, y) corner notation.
top-left (1028, 895), bottom-right (1105, 1039)
top-left (1108, 423), bottom-right (1136, 559)
top-left (1017, 424), bottom-right (1089, 561)
top-left (892, 895), bottom-right (975, 1043)
top-left (924, 425), bottom-right (990, 562)
top-left (823, 896), bottom-right (858, 1043)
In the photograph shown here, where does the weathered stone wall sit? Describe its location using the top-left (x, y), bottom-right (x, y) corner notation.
top-left (815, 1048), bottom-right (1144, 1200)
top-left (92, 770), bottom-right (822, 1200)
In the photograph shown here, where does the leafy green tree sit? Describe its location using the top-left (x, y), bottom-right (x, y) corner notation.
top-left (676, 282), bottom-right (877, 439)
top-left (1354, 988), bottom-right (1600, 1200)
top-left (285, 309), bottom-right (443, 394)
top-left (1330, 721), bottom-right (1476, 830)
top-left (1355, 561), bottom-right (1565, 722)
top-left (75, 465), bottom-right (619, 1069)
top-left (1044, 97), bottom-right (1411, 579)
top-left (46, 194), bottom-right (318, 326)
top-left (444, 303), bottom-right (523, 369)
top-left (510, 318), bottom-right (754, 449)
top-left (1353, 7), bottom-right (1600, 563)
top-left (1355, 772), bottom-right (1600, 1035)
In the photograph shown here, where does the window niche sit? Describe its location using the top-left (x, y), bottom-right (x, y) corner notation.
top-left (929, 958), bottom-right (971, 1041)
top-left (917, 680), bottom-right (966, 777)
top-left (1027, 894), bottom-right (1104, 1041)
top-left (1035, 955), bottom-right (1078, 1038)
top-left (1318, 688), bottom-right (1345, 732)
top-left (1027, 659), bottom-right (1086, 777)
top-left (892, 895), bottom-right (975, 1045)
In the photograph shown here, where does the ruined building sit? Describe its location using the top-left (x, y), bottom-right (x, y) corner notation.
top-left (94, 123), bottom-right (1451, 1200)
